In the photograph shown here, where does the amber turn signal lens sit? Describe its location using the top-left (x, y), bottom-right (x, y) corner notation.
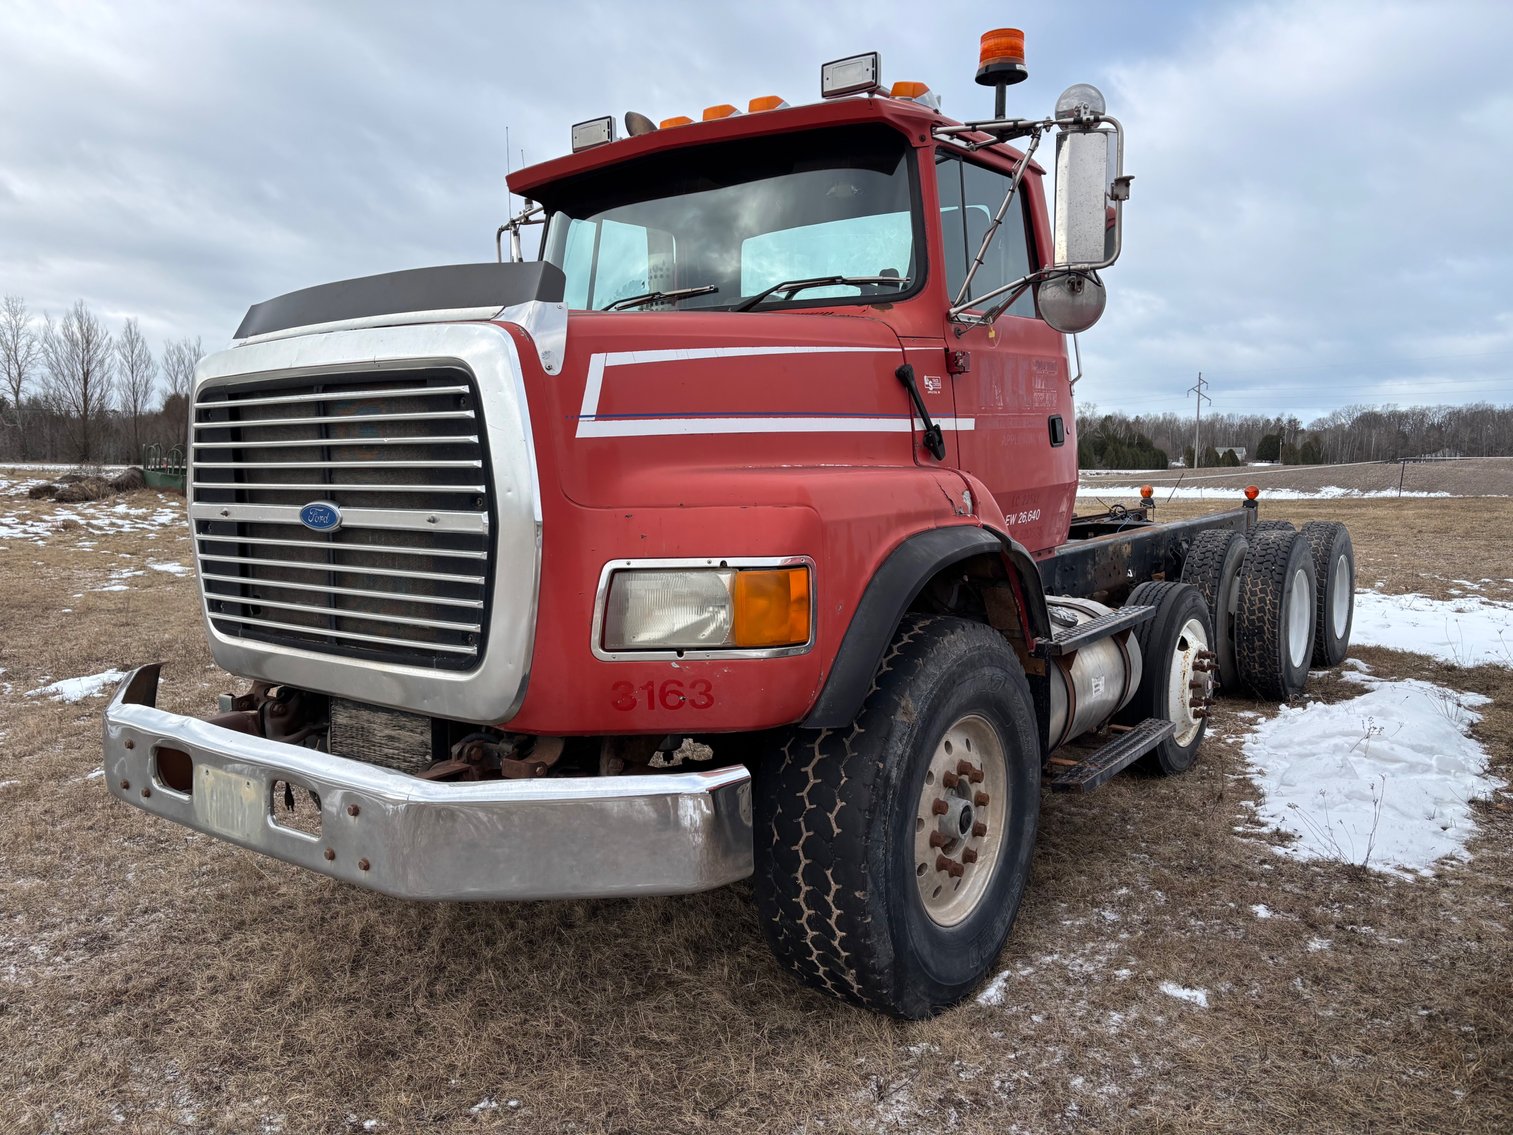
top-left (1244, 485), bottom-right (1260, 500)
top-left (979, 27), bottom-right (1025, 68)
top-left (702, 104), bottom-right (739, 121)
top-left (748, 95), bottom-right (789, 112)
top-left (1140, 485), bottom-right (1154, 499)
top-left (732, 568), bottom-right (811, 648)
top-left (659, 115), bottom-right (694, 129)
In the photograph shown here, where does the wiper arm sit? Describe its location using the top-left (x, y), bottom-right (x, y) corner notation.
top-left (603, 284), bottom-right (718, 312)
top-left (732, 275), bottom-right (910, 313)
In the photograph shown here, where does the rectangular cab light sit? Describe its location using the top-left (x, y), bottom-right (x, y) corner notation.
top-left (571, 116), bottom-right (616, 152)
top-left (821, 52), bottom-right (881, 99)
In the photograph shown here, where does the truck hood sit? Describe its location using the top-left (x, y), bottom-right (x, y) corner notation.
top-left (522, 310), bottom-right (915, 510)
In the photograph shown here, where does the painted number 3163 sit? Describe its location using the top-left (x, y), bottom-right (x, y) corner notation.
top-left (611, 679), bottom-right (715, 712)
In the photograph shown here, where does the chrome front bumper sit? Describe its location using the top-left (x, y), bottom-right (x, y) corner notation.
top-left (102, 666), bottom-right (753, 900)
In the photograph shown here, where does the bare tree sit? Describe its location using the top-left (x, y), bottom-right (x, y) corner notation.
top-left (1, 294), bottom-right (41, 456)
top-left (117, 318), bottom-right (158, 461)
top-left (41, 300), bottom-right (116, 464)
top-left (160, 335), bottom-right (202, 448)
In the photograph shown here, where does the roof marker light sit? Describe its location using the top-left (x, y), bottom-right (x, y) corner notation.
top-left (659, 115), bottom-right (694, 128)
top-left (821, 51), bottom-right (882, 99)
top-left (889, 80), bottom-right (941, 111)
top-left (570, 116), bottom-right (616, 152)
top-left (748, 95), bottom-right (790, 112)
top-left (702, 103), bottom-right (740, 121)
top-left (976, 28), bottom-right (1027, 86)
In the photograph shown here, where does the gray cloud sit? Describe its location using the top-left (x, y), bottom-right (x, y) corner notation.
top-left (1, 0), bottom-right (1508, 423)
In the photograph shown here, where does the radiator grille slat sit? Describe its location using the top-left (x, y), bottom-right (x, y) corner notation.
top-left (192, 367), bottom-right (491, 670)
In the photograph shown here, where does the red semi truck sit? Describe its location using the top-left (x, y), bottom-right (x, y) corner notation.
top-left (103, 35), bottom-right (1356, 1017)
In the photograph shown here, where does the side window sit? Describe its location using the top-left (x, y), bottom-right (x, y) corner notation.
top-left (938, 154), bottom-right (1037, 318)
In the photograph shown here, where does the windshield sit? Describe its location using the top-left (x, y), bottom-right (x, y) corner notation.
top-left (539, 124), bottom-right (918, 312)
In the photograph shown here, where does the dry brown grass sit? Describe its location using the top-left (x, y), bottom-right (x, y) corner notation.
top-left (2, 481), bottom-right (1511, 1134)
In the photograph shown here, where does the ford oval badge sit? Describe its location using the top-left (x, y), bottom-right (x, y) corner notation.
top-left (299, 501), bottom-right (342, 532)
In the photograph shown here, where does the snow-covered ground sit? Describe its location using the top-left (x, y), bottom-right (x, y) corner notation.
top-left (1077, 483), bottom-right (1453, 501)
top-left (1351, 589), bottom-right (1513, 668)
top-left (25, 669), bottom-right (128, 703)
top-left (0, 496), bottom-right (183, 542)
top-left (1241, 668), bottom-right (1500, 876)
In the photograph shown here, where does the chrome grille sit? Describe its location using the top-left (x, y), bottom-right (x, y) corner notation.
top-left (191, 368), bottom-right (491, 670)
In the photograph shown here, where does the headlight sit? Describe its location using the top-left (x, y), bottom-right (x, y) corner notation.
top-left (602, 566), bottom-right (811, 652)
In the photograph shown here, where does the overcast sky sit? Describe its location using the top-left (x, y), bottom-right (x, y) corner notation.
top-left (2, 0), bottom-right (1510, 422)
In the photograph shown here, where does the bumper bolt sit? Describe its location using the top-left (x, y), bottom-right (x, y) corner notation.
top-left (323, 848), bottom-right (335, 861)
top-left (346, 804), bottom-right (360, 817)
top-left (140, 787), bottom-right (151, 798)
top-left (120, 780), bottom-right (130, 790)
top-left (357, 858), bottom-right (370, 872)
top-left (124, 740), bottom-right (134, 750)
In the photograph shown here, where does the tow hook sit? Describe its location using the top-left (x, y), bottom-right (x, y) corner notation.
top-left (419, 734), bottom-right (566, 781)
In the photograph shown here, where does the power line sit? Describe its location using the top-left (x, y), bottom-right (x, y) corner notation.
top-left (1187, 372), bottom-right (1211, 470)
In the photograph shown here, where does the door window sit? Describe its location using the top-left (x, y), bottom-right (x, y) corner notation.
top-left (937, 153), bottom-right (1037, 318)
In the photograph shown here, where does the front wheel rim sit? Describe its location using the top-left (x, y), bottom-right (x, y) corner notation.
top-left (914, 714), bottom-right (1009, 928)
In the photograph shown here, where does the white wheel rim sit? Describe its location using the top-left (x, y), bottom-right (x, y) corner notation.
top-left (1287, 566), bottom-right (1312, 669)
top-left (1166, 616), bottom-right (1210, 747)
top-left (914, 714), bottom-right (1008, 927)
top-left (1330, 553), bottom-right (1350, 638)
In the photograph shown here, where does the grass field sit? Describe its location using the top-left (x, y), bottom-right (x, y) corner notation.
top-left (1, 473), bottom-right (1510, 1134)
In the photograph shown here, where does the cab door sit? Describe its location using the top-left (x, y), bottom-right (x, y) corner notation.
top-left (936, 150), bottom-right (1076, 556)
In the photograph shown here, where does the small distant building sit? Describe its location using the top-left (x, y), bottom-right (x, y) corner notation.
top-left (1218, 446), bottom-right (1246, 461)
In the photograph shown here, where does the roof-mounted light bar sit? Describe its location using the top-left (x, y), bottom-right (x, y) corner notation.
top-left (570, 116), bottom-right (616, 152)
top-left (821, 52), bottom-right (881, 99)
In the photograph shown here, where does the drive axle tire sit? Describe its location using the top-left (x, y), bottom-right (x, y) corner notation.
top-left (1250, 519), bottom-right (1295, 535)
top-left (1235, 530), bottom-right (1318, 699)
top-left (1300, 521), bottom-right (1355, 667)
top-left (753, 615), bottom-right (1039, 1019)
top-left (1179, 530), bottom-right (1247, 693)
top-left (1117, 581), bottom-right (1214, 775)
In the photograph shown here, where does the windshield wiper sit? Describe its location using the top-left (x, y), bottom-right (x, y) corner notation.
top-left (602, 284), bottom-right (718, 312)
top-left (732, 275), bottom-right (910, 313)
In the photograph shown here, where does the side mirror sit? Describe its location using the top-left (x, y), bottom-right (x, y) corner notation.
top-left (1038, 84), bottom-right (1127, 334)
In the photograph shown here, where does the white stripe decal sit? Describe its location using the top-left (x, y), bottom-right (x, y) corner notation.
top-left (577, 416), bottom-right (977, 438)
top-left (574, 345), bottom-right (969, 439)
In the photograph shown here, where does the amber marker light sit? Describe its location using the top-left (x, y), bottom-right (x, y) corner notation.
top-left (748, 95), bottom-right (790, 112)
top-left (702, 104), bottom-right (740, 121)
top-left (659, 115), bottom-right (694, 128)
top-left (979, 28), bottom-right (1025, 69)
top-left (1245, 485), bottom-right (1260, 500)
top-left (732, 567), bottom-right (811, 648)
top-left (1140, 485), bottom-right (1154, 500)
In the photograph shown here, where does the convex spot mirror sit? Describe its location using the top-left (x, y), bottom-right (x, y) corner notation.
top-left (1041, 84), bottom-right (1117, 333)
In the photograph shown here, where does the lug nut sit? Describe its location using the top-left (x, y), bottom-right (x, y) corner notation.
top-left (957, 761), bottom-right (984, 784)
top-left (928, 831), bottom-right (948, 849)
top-left (972, 821), bottom-right (988, 837)
top-left (936, 855), bottom-right (965, 879)
top-left (942, 771), bottom-right (960, 789)
top-left (974, 791), bottom-right (989, 807)
top-left (932, 799), bottom-right (948, 816)
top-left (962, 848), bottom-right (979, 865)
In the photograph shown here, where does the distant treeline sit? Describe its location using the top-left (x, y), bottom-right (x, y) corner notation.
top-left (1077, 403), bottom-right (1513, 470)
top-left (1, 295), bottom-right (204, 465)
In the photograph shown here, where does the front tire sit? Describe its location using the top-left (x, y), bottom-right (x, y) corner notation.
top-left (753, 615), bottom-right (1040, 1018)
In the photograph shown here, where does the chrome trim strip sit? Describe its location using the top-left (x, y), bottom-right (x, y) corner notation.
top-left (206, 613), bottom-right (479, 655)
top-left (196, 534), bottom-right (487, 560)
top-left (198, 552), bottom-right (484, 585)
top-left (199, 573), bottom-right (485, 608)
top-left (208, 594), bottom-right (482, 634)
top-left (197, 383), bottom-right (472, 409)
top-left (193, 435), bottom-right (480, 450)
top-left (589, 555), bottom-right (816, 663)
top-left (192, 481), bottom-right (487, 495)
top-left (193, 409), bottom-right (474, 430)
top-left (194, 459), bottom-right (484, 471)
top-left (104, 667), bottom-right (752, 900)
top-left (193, 322), bottom-right (542, 723)
top-left (189, 501), bottom-right (489, 534)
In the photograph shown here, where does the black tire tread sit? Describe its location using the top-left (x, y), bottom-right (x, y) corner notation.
top-left (753, 615), bottom-right (1033, 1016)
top-left (1180, 530), bottom-right (1246, 691)
top-left (1300, 520), bottom-right (1353, 667)
top-left (1234, 531), bottom-right (1312, 699)
top-left (1121, 581), bottom-right (1211, 774)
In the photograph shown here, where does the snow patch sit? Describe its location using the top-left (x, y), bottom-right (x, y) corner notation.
top-left (25, 669), bottom-right (127, 703)
top-left (1242, 673), bottom-right (1500, 876)
top-left (1158, 982), bottom-right (1209, 1008)
top-left (147, 560), bottom-right (191, 575)
top-left (1250, 904), bottom-right (1274, 919)
top-left (1351, 590), bottom-right (1513, 668)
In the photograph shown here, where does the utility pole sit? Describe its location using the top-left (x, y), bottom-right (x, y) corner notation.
top-left (1187, 372), bottom-right (1210, 469)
